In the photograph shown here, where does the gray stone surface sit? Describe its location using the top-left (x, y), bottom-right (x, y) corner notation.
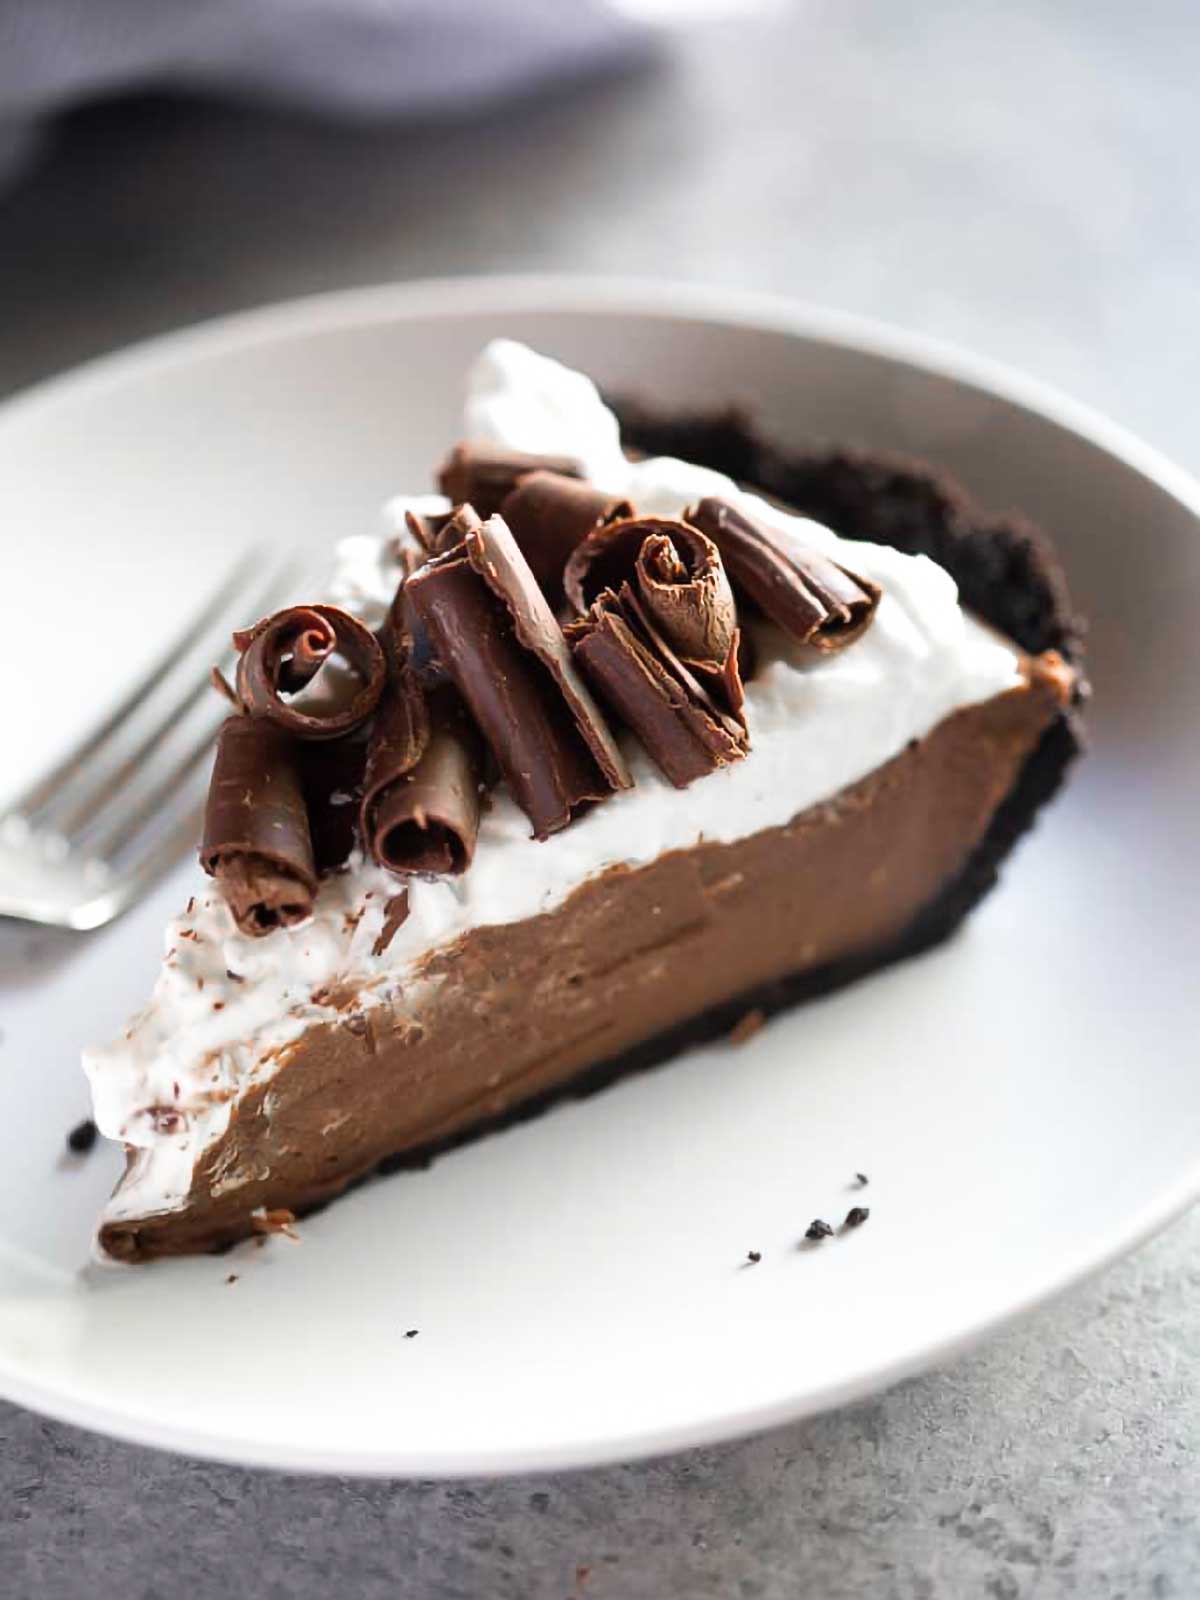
top-left (2, 3), bottom-right (1198, 1595)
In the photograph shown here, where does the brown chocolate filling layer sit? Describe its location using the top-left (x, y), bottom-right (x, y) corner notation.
top-left (102, 663), bottom-right (1066, 1261)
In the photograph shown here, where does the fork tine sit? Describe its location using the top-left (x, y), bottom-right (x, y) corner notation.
top-left (86, 714), bottom-right (228, 863)
top-left (51, 673), bottom-right (216, 841)
top-left (50, 556), bottom-right (304, 842)
top-left (8, 547), bottom-right (263, 821)
top-left (68, 805), bottom-right (210, 931)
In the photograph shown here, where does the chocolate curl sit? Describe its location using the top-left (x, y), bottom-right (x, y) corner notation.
top-left (234, 604), bottom-right (386, 740)
top-left (564, 516), bottom-right (745, 719)
top-left (302, 729), bottom-right (370, 873)
top-left (366, 691), bottom-right (483, 876)
top-left (499, 472), bottom-right (632, 609)
top-left (384, 515), bottom-right (485, 689)
top-left (362, 685), bottom-right (483, 876)
top-left (201, 716), bottom-right (318, 936)
top-left (405, 514), bottom-right (631, 839)
top-left (570, 585), bottom-right (748, 789)
top-left (436, 443), bottom-right (583, 518)
top-left (686, 497), bottom-right (881, 653)
top-left (405, 502), bottom-right (483, 558)
top-left (380, 552), bottom-right (448, 692)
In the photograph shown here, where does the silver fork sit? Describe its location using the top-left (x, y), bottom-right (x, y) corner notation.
top-left (0, 550), bottom-right (301, 931)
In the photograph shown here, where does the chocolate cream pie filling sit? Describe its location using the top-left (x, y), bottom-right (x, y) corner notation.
top-left (85, 340), bottom-right (1082, 1261)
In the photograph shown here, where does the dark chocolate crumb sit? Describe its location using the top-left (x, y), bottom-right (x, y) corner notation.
top-left (66, 1118), bottom-right (98, 1155)
top-left (226, 969), bottom-right (245, 983)
top-left (844, 1206), bottom-right (870, 1228)
top-left (226, 1274), bottom-right (238, 1285)
top-left (186, 897), bottom-right (196, 914)
top-left (804, 1219), bottom-right (834, 1241)
top-left (212, 1001), bottom-right (225, 1011)
top-left (746, 1249), bottom-right (762, 1265)
top-left (854, 1172), bottom-right (869, 1187)
top-left (404, 1328), bottom-right (419, 1339)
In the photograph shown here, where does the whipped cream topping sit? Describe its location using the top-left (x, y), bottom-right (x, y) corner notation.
top-left (85, 340), bottom-right (1023, 1239)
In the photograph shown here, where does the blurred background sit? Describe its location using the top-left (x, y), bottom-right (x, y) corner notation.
top-left (2, 0), bottom-right (1197, 479)
top-left (3, 2), bottom-right (1199, 1596)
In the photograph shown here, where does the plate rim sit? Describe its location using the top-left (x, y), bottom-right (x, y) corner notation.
top-left (4, 272), bottom-right (1199, 1478)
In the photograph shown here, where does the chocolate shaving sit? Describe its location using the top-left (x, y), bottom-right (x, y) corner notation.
top-left (361, 671), bottom-right (484, 876)
top-left (209, 665), bottom-right (239, 708)
top-left (371, 889), bottom-right (411, 957)
top-left (384, 530), bottom-right (425, 587)
top-left (499, 471), bottom-right (632, 609)
top-left (405, 510), bottom-right (439, 556)
top-left (564, 515), bottom-right (743, 715)
top-left (405, 502), bottom-right (483, 558)
top-left (569, 583), bottom-right (747, 789)
top-left (686, 497), bottom-right (881, 653)
top-left (405, 514), bottom-right (630, 838)
top-left (200, 716), bottom-right (317, 937)
top-left (233, 604), bottom-right (386, 740)
top-left (436, 443), bottom-right (583, 518)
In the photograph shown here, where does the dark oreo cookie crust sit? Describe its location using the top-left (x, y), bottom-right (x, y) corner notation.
top-left (614, 402), bottom-right (1084, 662)
top-left (355, 410), bottom-right (1085, 1192)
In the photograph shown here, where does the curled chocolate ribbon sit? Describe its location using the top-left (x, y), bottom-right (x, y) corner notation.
top-left (201, 716), bottom-right (318, 936)
top-left (499, 471), bottom-right (632, 610)
top-left (405, 513), bottom-right (630, 838)
top-left (361, 681), bottom-right (484, 877)
top-left (367, 566), bottom-right (488, 875)
top-left (436, 444), bottom-right (583, 518)
top-left (686, 498), bottom-right (880, 653)
top-left (233, 604), bottom-right (386, 740)
top-left (564, 516), bottom-right (744, 718)
top-left (569, 584), bottom-right (748, 789)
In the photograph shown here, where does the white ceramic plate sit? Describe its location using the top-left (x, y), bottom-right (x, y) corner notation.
top-left (1, 278), bottom-right (1197, 1477)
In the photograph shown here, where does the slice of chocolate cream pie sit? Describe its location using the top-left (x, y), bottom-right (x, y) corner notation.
top-left (86, 340), bottom-right (1084, 1260)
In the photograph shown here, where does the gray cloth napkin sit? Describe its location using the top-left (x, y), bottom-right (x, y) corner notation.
top-left (0, 0), bottom-right (644, 188)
